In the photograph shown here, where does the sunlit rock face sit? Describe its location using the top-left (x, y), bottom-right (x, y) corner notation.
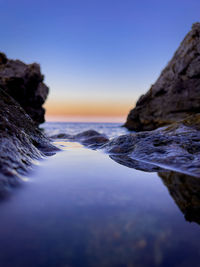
top-left (103, 115), bottom-right (200, 177)
top-left (159, 171), bottom-right (200, 225)
top-left (125, 23), bottom-right (200, 131)
top-left (0, 52), bottom-right (49, 125)
top-left (0, 89), bottom-right (57, 196)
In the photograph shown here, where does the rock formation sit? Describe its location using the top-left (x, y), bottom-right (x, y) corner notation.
top-left (125, 23), bottom-right (200, 131)
top-left (109, 155), bottom-right (164, 173)
top-left (0, 52), bottom-right (49, 125)
top-left (0, 88), bottom-right (57, 197)
top-left (50, 114), bottom-right (200, 177)
top-left (103, 115), bottom-right (200, 177)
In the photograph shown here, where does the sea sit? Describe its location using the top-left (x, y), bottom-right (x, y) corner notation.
top-left (42, 121), bottom-right (129, 139)
top-left (0, 122), bottom-right (199, 267)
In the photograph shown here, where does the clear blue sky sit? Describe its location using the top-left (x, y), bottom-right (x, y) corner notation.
top-left (0, 0), bottom-right (199, 120)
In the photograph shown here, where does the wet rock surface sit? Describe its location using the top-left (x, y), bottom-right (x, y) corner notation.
top-left (103, 115), bottom-right (200, 176)
top-left (50, 115), bottom-right (200, 177)
top-left (125, 23), bottom-right (200, 131)
top-left (0, 52), bottom-right (49, 125)
top-left (110, 155), bottom-right (164, 173)
top-left (51, 130), bottom-right (109, 149)
top-left (0, 89), bottom-right (57, 196)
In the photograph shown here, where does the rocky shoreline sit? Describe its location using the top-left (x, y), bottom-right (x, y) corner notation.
top-left (51, 114), bottom-right (200, 177)
top-left (1, 23), bottom-right (200, 196)
top-left (49, 23), bottom-right (200, 226)
top-left (50, 23), bottom-right (200, 176)
top-left (0, 55), bottom-right (58, 196)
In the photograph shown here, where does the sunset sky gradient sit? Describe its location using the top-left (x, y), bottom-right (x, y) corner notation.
top-left (0, 0), bottom-right (199, 122)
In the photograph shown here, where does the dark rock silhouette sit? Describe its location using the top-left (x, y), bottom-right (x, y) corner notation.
top-left (159, 171), bottom-right (200, 225)
top-left (0, 89), bottom-right (58, 196)
top-left (0, 52), bottom-right (49, 125)
top-left (125, 23), bottom-right (200, 131)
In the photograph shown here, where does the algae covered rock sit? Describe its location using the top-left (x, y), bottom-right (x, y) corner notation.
top-left (0, 52), bottom-right (49, 125)
top-left (125, 23), bottom-right (200, 131)
top-left (0, 88), bottom-right (57, 196)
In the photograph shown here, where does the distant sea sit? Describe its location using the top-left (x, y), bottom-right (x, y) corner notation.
top-left (42, 121), bottom-right (129, 139)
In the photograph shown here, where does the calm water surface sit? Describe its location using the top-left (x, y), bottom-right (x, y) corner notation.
top-left (0, 123), bottom-right (199, 267)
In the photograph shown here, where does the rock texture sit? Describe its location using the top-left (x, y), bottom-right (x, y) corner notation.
top-left (0, 52), bottom-right (49, 125)
top-left (0, 88), bottom-right (57, 196)
top-left (125, 23), bottom-right (200, 131)
top-left (50, 114), bottom-right (200, 177)
top-left (109, 155), bottom-right (164, 173)
top-left (103, 115), bottom-right (200, 177)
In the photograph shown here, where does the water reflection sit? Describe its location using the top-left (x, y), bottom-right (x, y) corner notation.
top-left (0, 145), bottom-right (200, 266)
top-left (159, 171), bottom-right (200, 225)
top-left (110, 155), bottom-right (200, 226)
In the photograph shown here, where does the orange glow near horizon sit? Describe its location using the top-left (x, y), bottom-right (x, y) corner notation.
top-left (44, 98), bottom-right (134, 122)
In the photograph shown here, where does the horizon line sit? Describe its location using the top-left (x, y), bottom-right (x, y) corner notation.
top-left (45, 115), bottom-right (126, 123)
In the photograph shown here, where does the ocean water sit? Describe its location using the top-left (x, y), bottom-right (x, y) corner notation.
top-left (42, 122), bottom-right (129, 139)
top-left (0, 122), bottom-right (199, 267)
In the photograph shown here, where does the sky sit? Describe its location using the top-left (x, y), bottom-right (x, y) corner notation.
top-left (0, 0), bottom-right (200, 122)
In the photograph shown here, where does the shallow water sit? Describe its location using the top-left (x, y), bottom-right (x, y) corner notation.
top-left (0, 123), bottom-right (200, 267)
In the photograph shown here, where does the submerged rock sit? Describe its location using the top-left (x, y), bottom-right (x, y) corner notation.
top-left (0, 88), bottom-right (58, 196)
top-left (51, 130), bottom-right (109, 149)
top-left (0, 52), bottom-right (49, 125)
top-left (125, 23), bottom-right (200, 131)
top-left (103, 115), bottom-right (200, 177)
top-left (159, 171), bottom-right (200, 225)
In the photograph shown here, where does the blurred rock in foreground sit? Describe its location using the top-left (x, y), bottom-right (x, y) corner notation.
top-left (0, 89), bottom-right (57, 197)
top-left (125, 23), bottom-right (200, 131)
top-left (0, 52), bottom-right (49, 125)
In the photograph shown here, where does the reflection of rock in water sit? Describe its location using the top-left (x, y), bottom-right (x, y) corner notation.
top-left (159, 171), bottom-right (200, 225)
top-left (109, 154), bottom-right (200, 226)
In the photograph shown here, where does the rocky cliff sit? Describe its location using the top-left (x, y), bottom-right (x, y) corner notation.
top-left (0, 52), bottom-right (49, 125)
top-left (0, 88), bottom-right (57, 196)
top-left (125, 23), bottom-right (200, 131)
